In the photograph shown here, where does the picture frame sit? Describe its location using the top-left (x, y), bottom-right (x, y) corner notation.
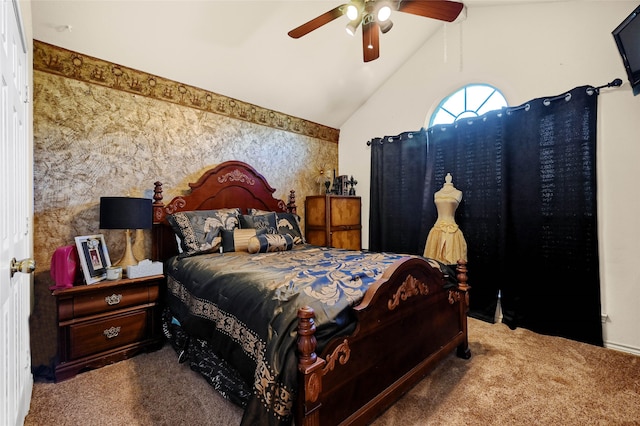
top-left (75, 234), bottom-right (111, 284)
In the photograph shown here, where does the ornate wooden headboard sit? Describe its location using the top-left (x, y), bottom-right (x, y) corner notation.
top-left (152, 160), bottom-right (296, 261)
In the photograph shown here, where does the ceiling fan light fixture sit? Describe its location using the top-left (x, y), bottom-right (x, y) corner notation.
top-left (346, 2), bottom-right (362, 21)
top-left (345, 19), bottom-right (360, 36)
top-left (379, 19), bottom-right (393, 34)
top-left (376, 5), bottom-right (392, 22)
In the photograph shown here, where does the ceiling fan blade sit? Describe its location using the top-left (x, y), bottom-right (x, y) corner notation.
top-left (288, 5), bottom-right (347, 39)
top-left (363, 21), bottom-right (380, 62)
top-left (396, 0), bottom-right (464, 22)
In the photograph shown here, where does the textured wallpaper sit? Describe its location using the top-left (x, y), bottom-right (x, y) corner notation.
top-left (33, 42), bottom-right (338, 276)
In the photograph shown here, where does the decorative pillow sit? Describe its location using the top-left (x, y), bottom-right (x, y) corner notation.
top-left (275, 212), bottom-right (305, 244)
top-left (239, 213), bottom-right (278, 234)
top-left (221, 228), bottom-right (266, 252)
top-left (248, 208), bottom-right (271, 216)
top-left (247, 233), bottom-right (295, 254)
top-left (247, 209), bottom-right (305, 244)
top-left (167, 209), bottom-right (240, 257)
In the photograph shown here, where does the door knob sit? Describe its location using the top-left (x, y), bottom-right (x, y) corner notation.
top-left (10, 258), bottom-right (36, 277)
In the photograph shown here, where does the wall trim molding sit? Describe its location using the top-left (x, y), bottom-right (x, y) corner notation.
top-left (604, 341), bottom-right (640, 357)
top-left (33, 40), bottom-right (339, 144)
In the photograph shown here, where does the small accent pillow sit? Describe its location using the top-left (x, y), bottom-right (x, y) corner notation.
top-left (247, 233), bottom-right (295, 254)
top-left (275, 212), bottom-right (305, 244)
top-left (167, 208), bottom-right (240, 257)
top-left (239, 213), bottom-right (278, 234)
top-left (248, 209), bottom-right (305, 244)
top-left (221, 228), bottom-right (266, 253)
top-left (247, 208), bottom-right (270, 215)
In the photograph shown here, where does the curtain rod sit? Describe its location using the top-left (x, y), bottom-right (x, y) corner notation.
top-left (587, 77), bottom-right (622, 95)
top-left (366, 129), bottom-right (424, 146)
top-left (541, 78), bottom-right (622, 107)
top-left (366, 79), bottom-right (622, 145)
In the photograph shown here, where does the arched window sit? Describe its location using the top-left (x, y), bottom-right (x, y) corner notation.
top-left (429, 84), bottom-right (508, 127)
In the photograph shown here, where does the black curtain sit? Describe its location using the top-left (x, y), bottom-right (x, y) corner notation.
top-left (369, 86), bottom-right (602, 346)
top-left (499, 87), bottom-right (601, 345)
top-left (426, 112), bottom-right (506, 323)
top-left (369, 130), bottom-right (431, 255)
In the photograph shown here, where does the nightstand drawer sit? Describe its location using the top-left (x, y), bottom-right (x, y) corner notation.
top-left (69, 310), bottom-right (148, 359)
top-left (60, 285), bottom-right (152, 321)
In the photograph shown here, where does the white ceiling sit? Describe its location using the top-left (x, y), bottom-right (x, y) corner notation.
top-left (30, 0), bottom-right (558, 129)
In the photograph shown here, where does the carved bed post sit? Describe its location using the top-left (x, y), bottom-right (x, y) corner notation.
top-left (152, 181), bottom-right (165, 261)
top-left (296, 306), bottom-right (326, 426)
top-left (287, 189), bottom-right (297, 215)
top-left (455, 259), bottom-right (472, 359)
top-left (456, 259), bottom-right (470, 292)
top-left (153, 181), bottom-right (165, 222)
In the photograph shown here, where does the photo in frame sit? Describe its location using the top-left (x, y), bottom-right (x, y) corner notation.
top-left (75, 234), bottom-right (111, 284)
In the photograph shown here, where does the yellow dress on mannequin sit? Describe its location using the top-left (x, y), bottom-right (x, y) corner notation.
top-left (423, 173), bottom-right (467, 264)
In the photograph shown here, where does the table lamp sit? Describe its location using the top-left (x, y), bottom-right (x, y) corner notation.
top-left (99, 197), bottom-right (152, 271)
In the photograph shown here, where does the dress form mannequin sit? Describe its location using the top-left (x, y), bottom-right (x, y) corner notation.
top-left (423, 173), bottom-right (467, 264)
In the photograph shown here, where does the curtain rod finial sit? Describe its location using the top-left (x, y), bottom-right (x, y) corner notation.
top-left (591, 78), bottom-right (623, 95)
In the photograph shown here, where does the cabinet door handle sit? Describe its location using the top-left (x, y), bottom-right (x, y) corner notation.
top-left (103, 326), bottom-right (121, 339)
top-left (105, 294), bottom-right (122, 306)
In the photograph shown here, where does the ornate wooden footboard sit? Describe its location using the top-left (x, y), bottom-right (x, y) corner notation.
top-left (296, 258), bottom-right (470, 426)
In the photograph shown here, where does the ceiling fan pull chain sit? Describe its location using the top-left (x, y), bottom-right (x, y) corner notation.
top-left (444, 23), bottom-right (448, 64)
top-left (459, 20), bottom-right (464, 73)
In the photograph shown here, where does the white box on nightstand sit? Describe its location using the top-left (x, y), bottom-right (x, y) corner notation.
top-left (127, 259), bottom-right (163, 278)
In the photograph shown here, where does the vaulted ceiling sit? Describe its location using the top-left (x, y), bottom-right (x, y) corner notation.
top-left (31, 0), bottom-right (558, 129)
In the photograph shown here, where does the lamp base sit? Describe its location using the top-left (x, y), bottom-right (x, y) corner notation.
top-left (112, 229), bottom-right (139, 274)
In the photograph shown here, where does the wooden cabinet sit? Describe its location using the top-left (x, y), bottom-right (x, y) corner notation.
top-left (305, 195), bottom-right (361, 250)
top-left (52, 274), bottom-right (165, 382)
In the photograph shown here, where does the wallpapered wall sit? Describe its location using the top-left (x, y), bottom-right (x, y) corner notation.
top-left (32, 40), bottom-right (339, 277)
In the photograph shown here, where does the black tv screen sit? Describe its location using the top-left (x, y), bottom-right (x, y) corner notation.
top-left (613, 5), bottom-right (640, 95)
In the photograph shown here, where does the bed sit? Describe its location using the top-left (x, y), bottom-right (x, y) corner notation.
top-left (151, 160), bottom-right (471, 426)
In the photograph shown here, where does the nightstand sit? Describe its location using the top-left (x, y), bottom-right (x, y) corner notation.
top-left (305, 195), bottom-right (362, 250)
top-left (52, 274), bottom-right (165, 382)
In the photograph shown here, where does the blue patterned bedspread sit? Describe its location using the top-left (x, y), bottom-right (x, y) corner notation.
top-left (165, 245), bottom-right (445, 426)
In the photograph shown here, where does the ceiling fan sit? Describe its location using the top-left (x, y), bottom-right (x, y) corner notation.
top-left (288, 0), bottom-right (464, 62)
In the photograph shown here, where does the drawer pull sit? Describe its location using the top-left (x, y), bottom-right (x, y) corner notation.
top-left (103, 326), bottom-right (121, 339)
top-left (105, 294), bottom-right (123, 306)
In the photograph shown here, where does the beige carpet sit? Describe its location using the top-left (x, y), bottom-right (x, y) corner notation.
top-left (25, 318), bottom-right (640, 425)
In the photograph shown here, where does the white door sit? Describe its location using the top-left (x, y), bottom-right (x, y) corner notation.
top-left (1, 0), bottom-right (34, 425)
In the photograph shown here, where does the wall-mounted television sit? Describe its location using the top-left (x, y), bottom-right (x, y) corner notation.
top-left (613, 4), bottom-right (640, 96)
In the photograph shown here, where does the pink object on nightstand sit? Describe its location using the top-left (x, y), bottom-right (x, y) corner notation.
top-left (50, 245), bottom-right (79, 290)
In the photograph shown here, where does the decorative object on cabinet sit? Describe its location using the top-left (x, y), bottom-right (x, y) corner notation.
top-left (106, 266), bottom-right (122, 280)
top-left (49, 245), bottom-right (80, 290)
top-left (332, 174), bottom-right (350, 195)
top-left (74, 234), bottom-right (111, 285)
top-left (99, 197), bottom-right (153, 271)
top-left (52, 274), bottom-right (165, 382)
top-left (126, 259), bottom-right (164, 279)
top-left (348, 175), bottom-right (358, 195)
top-left (305, 195), bottom-right (361, 250)
top-left (315, 163), bottom-right (332, 195)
